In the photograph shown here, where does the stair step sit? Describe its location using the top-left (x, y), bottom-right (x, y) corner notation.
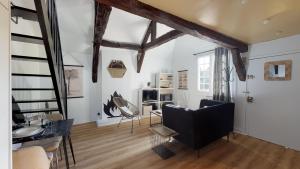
top-left (12, 55), bottom-right (48, 62)
top-left (11, 33), bottom-right (43, 44)
top-left (12, 88), bottom-right (54, 91)
top-left (13, 98), bottom-right (57, 104)
top-left (13, 108), bottom-right (59, 114)
top-left (11, 5), bottom-right (38, 21)
top-left (12, 73), bottom-right (51, 77)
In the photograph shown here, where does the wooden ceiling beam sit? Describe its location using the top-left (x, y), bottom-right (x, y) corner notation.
top-left (92, 2), bottom-right (111, 83)
top-left (231, 48), bottom-right (247, 81)
top-left (98, 0), bottom-right (248, 53)
top-left (137, 21), bottom-right (153, 73)
top-left (151, 21), bottom-right (156, 42)
top-left (137, 49), bottom-right (145, 73)
top-left (141, 21), bottom-right (153, 45)
top-left (144, 30), bottom-right (184, 51)
top-left (101, 39), bottom-right (140, 50)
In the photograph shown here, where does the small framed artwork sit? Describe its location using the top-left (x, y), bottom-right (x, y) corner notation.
top-left (178, 70), bottom-right (188, 89)
top-left (64, 65), bottom-right (84, 98)
top-left (264, 60), bottom-right (292, 81)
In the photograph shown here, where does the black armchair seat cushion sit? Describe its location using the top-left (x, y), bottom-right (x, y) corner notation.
top-left (162, 99), bottom-right (235, 150)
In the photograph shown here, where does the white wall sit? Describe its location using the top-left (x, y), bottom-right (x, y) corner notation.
top-left (55, 0), bottom-right (175, 124)
top-left (0, 0), bottom-right (11, 168)
top-left (100, 42), bottom-right (174, 124)
top-left (55, 0), bottom-right (102, 124)
top-left (172, 35), bottom-right (217, 110)
top-left (100, 8), bottom-right (175, 125)
top-left (235, 34), bottom-right (300, 150)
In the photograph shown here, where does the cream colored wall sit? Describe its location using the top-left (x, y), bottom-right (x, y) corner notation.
top-left (235, 34), bottom-right (300, 151)
top-left (0, 0), bottom-right (8, 9)
top-left (0, 0), bottom-right (11, 168)
top-left (11, 0), bottom-right (55, 110)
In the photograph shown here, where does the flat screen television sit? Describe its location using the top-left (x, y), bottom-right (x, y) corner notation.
top-left (142, 90), bottom-right (158, 102)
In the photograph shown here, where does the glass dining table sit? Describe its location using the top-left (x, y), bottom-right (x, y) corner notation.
top-left (13, 119), bottom-right (75, 169)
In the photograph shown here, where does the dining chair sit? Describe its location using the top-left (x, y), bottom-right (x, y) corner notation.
top-left (113, 97), bottom-right (141, 133)
top-left (13, 146), bottom-right (51, 169)
top-left (23, 113), bottom-right (63, 169)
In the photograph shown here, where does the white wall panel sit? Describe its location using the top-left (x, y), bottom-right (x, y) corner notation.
top-left (0, 2), bottom-right (11, 169)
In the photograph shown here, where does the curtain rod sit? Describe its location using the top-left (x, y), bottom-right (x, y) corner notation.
top-left (249, 50), bottom-right (300, 60)
top-left (193, 49), bottom-right (215, 56)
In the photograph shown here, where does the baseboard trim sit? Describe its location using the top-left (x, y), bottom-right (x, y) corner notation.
top-left (234, 128), bottom-right (248, 136)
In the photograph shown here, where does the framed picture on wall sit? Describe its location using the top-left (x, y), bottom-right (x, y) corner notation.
top-left (264, 60), bottom-right (292, 81)
top-left (64, 65), bottom-right (84, 98)
top-left (178, 70), bottom-right (188, 90)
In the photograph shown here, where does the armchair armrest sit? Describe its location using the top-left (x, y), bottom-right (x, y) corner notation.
top-left (194, 103), bottom-right (235, 148)
top-left (162, 105), bottom-right (194, 137)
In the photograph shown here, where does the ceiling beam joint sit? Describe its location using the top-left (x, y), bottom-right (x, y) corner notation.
top-left (92, 1), bottom-right (112, 82)
top-left (98, 0), bottom-right (248, 53)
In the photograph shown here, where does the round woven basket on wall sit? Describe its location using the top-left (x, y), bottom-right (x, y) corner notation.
top-left (107, 60), bottom-right (127, 78)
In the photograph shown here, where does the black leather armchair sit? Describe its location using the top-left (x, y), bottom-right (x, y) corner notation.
top-left (162, 99), bottom-right (235, 150)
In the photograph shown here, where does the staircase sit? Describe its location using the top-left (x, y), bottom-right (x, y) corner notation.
top-left (11, 0), bottom-right (68, 120)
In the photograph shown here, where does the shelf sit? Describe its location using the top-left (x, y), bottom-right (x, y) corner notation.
top-left (160, 88), bottom-right (174, 90)
top-left (12, 73), bottom-right (51, 77)
top-left (159, 73), bottom-right (173, 75)
top-left (13, 108), bottom-right (59, 114)
top-left (11, 5), bottom-right (38, 21)
top-left (141, 88), bottom-right (159, 90)
top-left (12, 88), bottom-right (54, 91)
top-left (142, 101), bottom-right (159, 104)
top-left (11, 33), bottom-right (43, 44)
top-left (13, 98), bottom-right (57, 103)
top-left (160, 100), bottom-right (173, 103)
top-left (12, 55), bottom-right (48, 62)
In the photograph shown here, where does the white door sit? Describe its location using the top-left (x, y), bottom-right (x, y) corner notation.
top-left (245, 56), bottom-right (300, 150)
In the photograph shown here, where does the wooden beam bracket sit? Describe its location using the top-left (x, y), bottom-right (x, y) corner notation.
top-left (231, 48), bottom-right (247, 81)
top-left (144, 30), bottom-right (184, 51)
top-left (99, 0), bottom-right (248, 53)
top-left (92, 2), bottom-right (112, 82)
top-left (101, 39), bottom-right (140, 50)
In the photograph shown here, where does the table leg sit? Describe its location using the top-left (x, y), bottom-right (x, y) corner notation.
top-left (68, 135), bottom-right (76, 164)
top-left (63, 136), bottom-right (70, 169)
top-left (150, 112), bottom-right (152, 127)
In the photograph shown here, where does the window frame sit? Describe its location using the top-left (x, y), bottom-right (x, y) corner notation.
top-left (197, 51), bottom-right (215, 94)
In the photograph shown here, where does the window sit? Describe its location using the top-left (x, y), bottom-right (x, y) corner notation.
top-left (197, 52), bottom-right (214, 92)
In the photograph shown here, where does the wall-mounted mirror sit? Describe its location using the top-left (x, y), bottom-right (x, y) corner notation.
top-left (264, 60), bottom-right (292, 81)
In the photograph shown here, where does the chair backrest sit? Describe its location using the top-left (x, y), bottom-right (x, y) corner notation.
top-left (113, 97), bottom-right (128, 108)
top-left (113, 97), bottom-right (136, 117)
top-left (13, 146), bottom-right (50, 169)
top-left (12, 96), bottom-right (25, 124)
top-left (199, 99), bottom-right (224, 109)
top-left (46, 113), bottom-right (63, 121)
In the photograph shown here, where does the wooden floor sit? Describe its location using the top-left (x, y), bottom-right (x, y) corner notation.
top-left (59, 117), bottom-right (300, 169)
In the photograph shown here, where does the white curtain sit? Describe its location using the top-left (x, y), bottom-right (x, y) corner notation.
top-left (213, 47), bottom-right (233, 102)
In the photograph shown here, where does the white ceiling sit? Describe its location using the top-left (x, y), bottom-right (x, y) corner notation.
top-left (55, 0), bottom-right (174, 57)
top-left (56, 0), bottom-right (94, 57)
top-left (103, 8), bottom-right (174, 44)
top-left (55, 0), bottom-right (214, 63)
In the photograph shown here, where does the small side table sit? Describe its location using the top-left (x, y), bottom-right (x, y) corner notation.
top-left (149, 125), bottom-right (178, 159)
top-left (150, 110), bottom-right (162, 126)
